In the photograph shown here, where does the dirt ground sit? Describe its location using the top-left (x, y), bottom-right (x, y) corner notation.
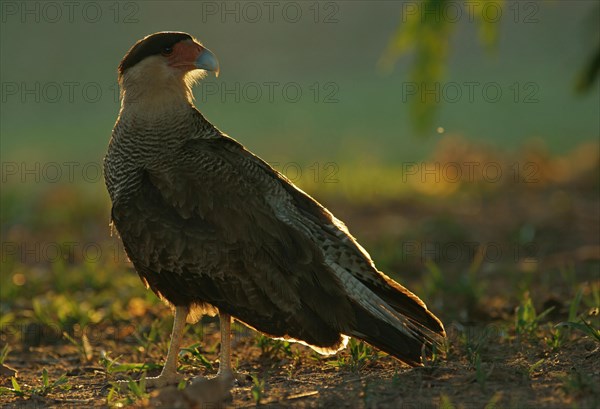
top-left (1, 332), bottom-right (598, 408)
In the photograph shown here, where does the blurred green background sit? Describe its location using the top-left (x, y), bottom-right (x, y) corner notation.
top-left (1, 1), bottom-right (598, 167)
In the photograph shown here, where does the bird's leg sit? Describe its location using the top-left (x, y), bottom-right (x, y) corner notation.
top-left (178, 311), bottom-right (235, 404)
top-left (214, 311), bottom-right (248, 387)
top-left (144, 305), bottom-right (188, 388)
top-left (216, 311), bottom-right (233, 378)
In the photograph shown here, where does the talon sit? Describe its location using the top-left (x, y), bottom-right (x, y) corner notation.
top-left (113, 372), bottom-right (185, 390)
top-left (145, 371), bottom-right (185, 389)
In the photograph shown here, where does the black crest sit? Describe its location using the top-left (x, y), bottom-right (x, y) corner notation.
top-left (118, 32), bottom-right (193, 75)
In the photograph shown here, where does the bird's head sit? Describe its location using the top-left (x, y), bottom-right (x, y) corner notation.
top-left (117, 32), bottom-right (219, 110)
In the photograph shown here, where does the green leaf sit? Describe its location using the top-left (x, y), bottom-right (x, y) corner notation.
top-left (440, 394), bottom-right (456, 409)
top-left (476, 0), bottom-right (504, 51)
top-left (557, 320), bottom-right (600, 343)
top-left (0, 313), bottom-right (15, 329)
top-left (380, 0), bottom-right (505, 134)
top-left (127, 379), bottom-right (143, 398)
top-left (52, 375), bottom-right (69, 389)
top-left (568, 288), bottom-right (583, 322)
top-left (42, 368), bottom-right (49, 387)
top-left (0, 344), bottom-right (10, 365)
top-left (11, 377), bottom-right (21, 392)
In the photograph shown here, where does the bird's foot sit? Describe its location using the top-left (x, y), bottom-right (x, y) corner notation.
top-left (144, 371), bottom-right (185, 389)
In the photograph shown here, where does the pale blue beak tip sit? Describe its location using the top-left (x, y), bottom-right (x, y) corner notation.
top-left (195, 49), bottom-right (220, 77)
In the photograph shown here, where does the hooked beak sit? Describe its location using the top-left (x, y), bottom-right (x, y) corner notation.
top-left (195, 47), bottom-right (220, 77)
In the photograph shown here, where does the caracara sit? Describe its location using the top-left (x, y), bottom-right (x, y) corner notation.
top-left (104, 32), bottom-right (445, 388)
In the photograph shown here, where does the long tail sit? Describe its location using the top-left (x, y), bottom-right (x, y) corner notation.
top-left (348, 285), bottom-right (445, 366)
top-left (330, 264), bottom-right (445, 366)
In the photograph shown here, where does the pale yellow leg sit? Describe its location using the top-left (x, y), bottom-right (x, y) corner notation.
top-left (217, 311), bottom-right (232, 377)
top-left (180, 311), bottom-right (235, 405)
top-left (145, 305), bottom-right (188, 388)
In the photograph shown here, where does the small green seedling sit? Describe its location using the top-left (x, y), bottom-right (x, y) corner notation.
top-left (0, 369), bottom-right (69, 398)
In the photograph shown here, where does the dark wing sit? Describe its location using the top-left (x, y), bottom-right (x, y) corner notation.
top-left (112, 131), bottom-right (444, 362)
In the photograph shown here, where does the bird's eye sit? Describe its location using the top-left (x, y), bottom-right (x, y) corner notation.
top-left (162, 46), bottom-right (173, 56)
